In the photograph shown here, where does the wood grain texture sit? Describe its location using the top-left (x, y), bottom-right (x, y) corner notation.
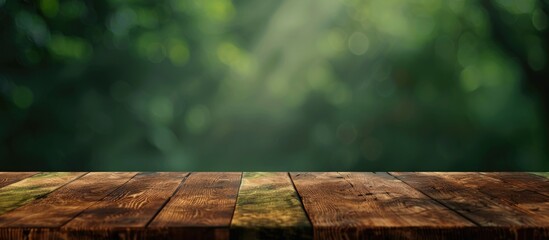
top-left (231, 172), bottom-right (311, 240)
top-left (149, 172), bottom-right (242, 240)
top-left (0, 172), bottom-right (38, 189)
top-left (0, 172), bottom-right (138, 228)
top-left (61, 172), bottom-right (188, 239)
top-left (341, 172), bottom-right (472, 226)
top-left (292, 172), bottom-right (485, 240)
top-left (0, 172), bottom-right (548, 239)
top-left (482, 172), bottom-right (549, 197)
top-left (438, 172), bottom-right (549, 233)
top-left (0, 172), bottom-right (86, 215)
top-left (392, 172), bottom-right (549, 239)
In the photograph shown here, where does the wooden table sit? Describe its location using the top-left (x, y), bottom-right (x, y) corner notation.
top-left (0, 172), bottom-right (548, 239)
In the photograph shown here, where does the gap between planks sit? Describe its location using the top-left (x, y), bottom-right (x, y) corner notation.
top-left (387, 172), bottom-right (483, 227)
top-left (291, 172), bottom-right (515, 240)
top-left (391, 172), bottom-right (549, 239)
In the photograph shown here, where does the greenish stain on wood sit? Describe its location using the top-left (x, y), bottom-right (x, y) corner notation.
top-left (0, 172), bottom-right (85, 215)
top-left (231, 172), bottom-right (311, 240)
top-left (531, 172), bottom-right (549, 178)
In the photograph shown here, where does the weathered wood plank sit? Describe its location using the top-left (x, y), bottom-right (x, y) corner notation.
top-left (0, 172), bottom-right (39, 189)
top-left (391, 172), bottom-right (549, 239)
top-left (439, 173), bottom-right (549, 222)
top-left (0, 172), bottom-right (86, 215)
top-left (0, 172), bottom-right (138, 228)
top-left (444, 172), bottom-right (549, 239)
top-left (231, 172), bottom-right (311, 240)
top-left (531, 172), bottom-right (549, 178)
top-left (292, 172), bottom-right (484, 240)
top-left (391, 172), bottom-right (546, 226)
top-left (342, 172), bottom-right (472, 226)
top-left (482, 172), bottom-right (549, 197)
top-left (61, 172), bottom-right (188, 238)
top-left (148, 172), bottom-right (242, 240)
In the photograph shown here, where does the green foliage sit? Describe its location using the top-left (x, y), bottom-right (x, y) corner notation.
top-left (0, 0), bottom-right (547, 170)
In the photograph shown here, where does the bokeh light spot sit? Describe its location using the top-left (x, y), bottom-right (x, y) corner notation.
top-left (149, 96), bottom-right (174, 125)
top-left (317, 29), bottom-right (346, 57)
top-left (201, 0), bottom-right (235, 22)
top-left (149, 127), bottom-right (178, 152)
top-left (12, 86), bottom-right (34, 109)
top-left (48, 34), bottom-right (93, 59)
top-left (60, 0), bottom-right (87, 19)
top-left (217, 42), bottom-right (239, 65)
top-left (307, 64), bottom-right (333, 91)
top-left (347, 32), bottom-right (369, 55)
top-left (15, 12), bottom-right (50, 46)
top-left (40, 0), bottom-right (59, 18)
top-left (108, 8), bottom-right (137, 36)
top-left (168, 40), bottom-right (190, 66)
top-left (460, 66), bottom-right (480, 92)
top-left (185, 105), bottom-right (210, 134)
top-left (532, 9), bottom-right (548, 31)
top-left (136, 8), bottom-right (159, 28)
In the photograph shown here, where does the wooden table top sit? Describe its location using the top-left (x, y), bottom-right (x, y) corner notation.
top-left (0, 172), bottom-right (548, 239)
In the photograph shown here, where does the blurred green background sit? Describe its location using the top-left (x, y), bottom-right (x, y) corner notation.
top-left (1, 0), bottom-right (548, 171)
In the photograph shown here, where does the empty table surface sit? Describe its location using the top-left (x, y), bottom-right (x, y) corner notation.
top-left (0, 172), bottom-right (548, 239)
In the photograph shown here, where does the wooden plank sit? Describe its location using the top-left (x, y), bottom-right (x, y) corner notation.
top-left (531, 172), bottom-right (549, 178)
top-left (62, 172), bottom-right (188, 239)
top-left (391, 172), bottom-right (549, 239)
top-left (439, 172), bottom-right (549, 239)
top-left (341, 172), bottom-right (473, 226)
top-left (439, 173), bottom-right (549, 222)
top-left (148, 172), bottom-right (241, 240)
top-left (0, 172), bottom-right (39, 189)
top-left (231, 172), bottom-right (311, 240)
top-left (482, 172), bottom-right (549, 197)
top-left (391, 172), bottom-right (547, 226)
top-left (0, 172), bottom-right (138, 228)
top-left (0, 172), bottom-right (86, 215)
top-left (292, 172), bottom-right (485, 240)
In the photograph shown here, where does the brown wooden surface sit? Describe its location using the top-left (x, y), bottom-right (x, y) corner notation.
top-left (231, 172), bottom-right (311, 240)
top-left (0, 172), bottom-right (38, 189)
top-left (481, 172), bottom-right (549, 197)
top-left (149, 172), bottom-right (241, 240)
top-left (0, 172), bottom-right (138, 228)
top-left (0, 172), bottom-right (547, 239)
top-left (0, 172), bottom-right (86, 215)
top-left (63, 172), bottom-right (188, 228)
top-left (292, 172), bottom-right (479, 240)
top-left (435, 172), bottom-right (549, 239)
top-left (391, 172), bottom-right (549, 239)
top-left (61, 172), bottom-right (189, 239)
